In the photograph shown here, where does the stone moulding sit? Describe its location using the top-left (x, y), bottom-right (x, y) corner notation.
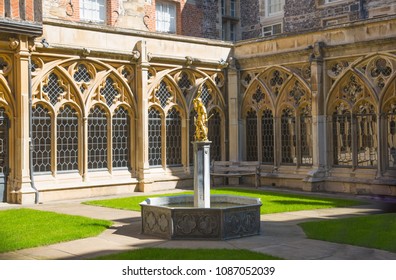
top-left (140, 195), bottom-right (262, 240)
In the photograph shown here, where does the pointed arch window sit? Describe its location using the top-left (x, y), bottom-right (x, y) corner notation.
top-left (57, 105), bottom-right (79, 172)
top-left (261, 109), bottom-right (274, 164)
top-left (88, 106), bottom-right (108, 170)
top-left (148, 108), bottom-right (162, 166)
top-left (281, 108), bottom-right (296, 164)
top-left (166, 108), bottom-right (182, 166)
top-left (112, 107), bottom-right (130, 169)
top-left (246, 110), bottom-right (258, 161)
top-left (208, 110), bottom-right (222, 161)
top-left (32, 105), bottom-right (52, 173)
top-left (356, 105), bottom-right (377, 167)
top-left (387, 106), bottom-right (396, 168)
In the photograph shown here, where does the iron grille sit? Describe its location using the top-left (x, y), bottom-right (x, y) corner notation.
top-left (261, 109), bottom-right (274, 164)
top-left (73, 64), bottom-right (91, 83)
top-left (332, 111), bottom-right (352, 166)
top-left (208, 110), bottom-right (221, 161)
top-left (246, 110), bottom-right (258, 161)
top-left (300, 114), bottom-right (313, 165)
top-left (42, 73), bottom-right (64, 106)
top-left (100, 77), bottom-right (119, 107)
top-left (112, 107), bottom-right (130, 169)
top-left (148, 108), bottom-right (162, 166)
top-left (281, 109), bottom-right (296, 164)
top-left (32, 105), bottom-right (52, 173)
top-left (88, 107), bottom-right (108, 170)
top-left (156, 81), bottom-right (171, 108)
top-left (356, 113), bottom-right (377, 167)
top-left (388, 111), bottom-right (396, 168)
top-left (166, 108), bottom-right (182, 166)
top-left (57, 105), bottom-right (79, 172)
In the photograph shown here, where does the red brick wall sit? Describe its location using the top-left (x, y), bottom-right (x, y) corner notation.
top-left (0, 0), bottom-right (42, 22)
top-left (0, 1), bottom-right (4, 18)
top-left (11, 0), bottom-right (20, 18)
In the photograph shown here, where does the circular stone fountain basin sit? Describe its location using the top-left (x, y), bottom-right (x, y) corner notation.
top-left (140, 195), bottom-right (262, 240)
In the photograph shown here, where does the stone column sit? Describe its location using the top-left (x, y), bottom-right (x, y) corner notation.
top-left (135, 40), bottom-right (152, 192)
top-left (12, 36), bottom-right (35, 203)
top-left (227, 57), bottom-right (239, 162)
top-left (193, 141), bottom-right (211, 208)
top-left (305, 42), bottom-right (326, 189)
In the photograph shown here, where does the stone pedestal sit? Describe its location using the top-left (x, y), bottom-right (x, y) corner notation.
top-left (193, 141), bottom-right (211, 208)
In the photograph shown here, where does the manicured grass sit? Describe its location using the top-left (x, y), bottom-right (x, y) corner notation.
top-left (94, 247), bottom-right (282, 260)
top-left (299, 213), bottom-right (396, 253)
top-left (83, 187), bottom-right (361, 214)
top-left (0, 208), bottom-right (112, 253)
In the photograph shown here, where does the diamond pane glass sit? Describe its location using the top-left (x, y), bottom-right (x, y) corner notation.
top-left (112, 107), bottom-right (130, 169)
top-left (166, 108), bottom-right (182, 166)
top-left (333, 110), bottom-right (352, 166)
top-left (178, 72), bottom-right (192, 90)
top-left (0, 108), bottom-right (8, 174)
top-left (57, 106), bottom-right (79, 172)
top-left (261, 109), bottom-right (274, 164)
top-left (73, 64), bottom-right (91, 83)
top-left (208, 110), bottom-right (221, 161)
top-left (148, 108), bottom-right (162, 166)
top-left (388, 109), bottom-right (396, 168)
top-left (200, 84), bottom-right (212, 107)
top-left (281, 109), bottom-right (296, 164)
top-left (88, 107), bottom-right (108, 170)
top-left (32, 105), bottom-right (51, 173)
top-left (42, 73), bottom-right (64, 106)
top-left (156, 81), bottom-right (171, 108)
top-left (246, 110), bottom-right (258, 161)
top-left (189, 110), bottom-right (197, 165)
top-left (101, 77), bottom-right (119, 107)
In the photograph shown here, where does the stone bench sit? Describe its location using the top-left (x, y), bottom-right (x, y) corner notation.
top-left (210, 161), bottom-right (260, 188)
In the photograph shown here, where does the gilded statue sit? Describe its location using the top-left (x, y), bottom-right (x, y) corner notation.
top-left (193, 97), bottom-right (209, 141)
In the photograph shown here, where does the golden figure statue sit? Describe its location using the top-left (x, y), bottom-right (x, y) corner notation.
top-left (193, 97), bottom-right (209, 141)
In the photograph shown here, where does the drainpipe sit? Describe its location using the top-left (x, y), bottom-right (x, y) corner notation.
top-left (28, 57), bottom-right (39, 204)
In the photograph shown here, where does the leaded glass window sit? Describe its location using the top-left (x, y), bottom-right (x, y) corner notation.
top-left (388, 107), bottom-right (396, 168)
top-left (101, 77), bottom-right (119, 107)
top-left (166, 108), bottom-right (182, 166)
top-left (189, 110), bottom-right (197, 165)
top-left (208, 110), bottom-right (221, 161)
top-left (246, 110), bottom-right (258, 161)
top-left (112, 107), bottom-right (130, 169)
top-left (73, 64), bottom-right (91, 83)
top-left (300, 113), bottom-right (313, 165)
top-left (281, 108), bottom-right (296, 164)
top-left (156, 81), bottom-right (171, 108)
top-left (200, 84), bottom-right (212, 107)
top-left (356, 105), bottom-right (377, 167)
top-left (148, 108), bottom-right (162, 166)
top-left (88, 106), bottom-right (108, 170)
top-left (261, 109), bottom-right (274, 164)
top-left (42, 73), bottom-right (64, 106)
top-left (32, 105), bottom-right (51, 173)
top-left (333, 107), bottom-right (352, 166)
top-left (57, 106), bottom-right (79, 172)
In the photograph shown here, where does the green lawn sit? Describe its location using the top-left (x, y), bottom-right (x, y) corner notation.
top-left (0, 208), bottom-right (112, 253)
top-left (84, 187), bottom-right (361, 214)
top-left (299, 213), bottom-right (396, 253)
top-left (94, 247), bottom-right (282, 260)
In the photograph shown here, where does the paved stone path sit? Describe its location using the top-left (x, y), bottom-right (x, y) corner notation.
top-left (0, 190), bottom-right (395, 260)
